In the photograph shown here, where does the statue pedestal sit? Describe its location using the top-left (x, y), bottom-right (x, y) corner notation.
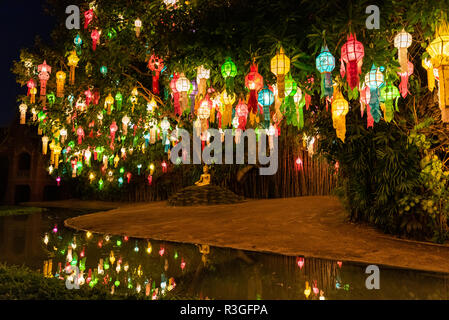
top-left (168, 185), bottom-right (244, 206)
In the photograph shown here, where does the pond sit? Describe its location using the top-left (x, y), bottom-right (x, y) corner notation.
top-left (0, 208), bottom-right (448, 300)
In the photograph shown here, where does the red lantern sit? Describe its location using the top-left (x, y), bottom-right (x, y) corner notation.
top-left (38, 61), bottom-right (52, 97)
top-left (84, 9), bottom-right (94, 29)
top-left (245, 64), bottom-right (263, 114)
top-left (27, 79), bottom-right (35, 96)
top-left (84, 88), bottom-right (93, 106)
top-left (340, 33), bottom-right (364, 90)
top-left (147, 54), bottom-right (164, 95)
top-left (295, 157), bottom-right (303, 171)
top-left (76, 127), bottom-right (85, 144)
top-left (296, 257), bottom-right (304, 269)
top-left (91, 29), bottom-right (100, 51)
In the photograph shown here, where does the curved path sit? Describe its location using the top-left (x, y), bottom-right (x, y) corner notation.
top-left (62, 196), bottom-right (449, 274)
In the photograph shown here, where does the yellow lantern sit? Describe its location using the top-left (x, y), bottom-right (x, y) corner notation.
top-left (427, 21), bottom-right (449, 122)
top-left (105, 93), bottom-right (114, 115)
top-left (220, 90), bottom-right (236, 128)
top-left (147, 97), bottom-right (157, 113)
top-left (67, 50), bottom-right (79, 85)
top-left (122, 115), bottom-right (130, 135)
top-left (422, 57), bottom-right (435, 92)
top-left (42, 136), bottom-right (49, 154)
top-left (53, 144), bottom-right (62, 169)
top-left (30, 87), bottom-right (37, 104)
top-left (394, 29), bottom-right (412, 73)
top-left (331, 88), bottom-right (349, 142)
top-left (130, 87), bottom-right (138, 112)
top-left (134, 18), bottom-right (142, 37)
top-left (19, 103), bottom-right (27, 124)
top-left (270, 47), bottom-right (290, 99)
top-left (56, 71), bottom-right (66, 98)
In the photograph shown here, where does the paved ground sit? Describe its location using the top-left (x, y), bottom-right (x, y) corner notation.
top-left (58, 196), bottom-right (449, 274)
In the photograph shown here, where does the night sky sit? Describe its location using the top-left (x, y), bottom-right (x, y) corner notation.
top-left (0, 0), bottom-right (55, 127)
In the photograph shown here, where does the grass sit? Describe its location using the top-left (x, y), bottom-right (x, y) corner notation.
top-left (0, 206), bottom-right (46, 217)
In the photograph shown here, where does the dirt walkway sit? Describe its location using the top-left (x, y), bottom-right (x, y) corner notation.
top-left (62, 196), bottom-right (449, 273)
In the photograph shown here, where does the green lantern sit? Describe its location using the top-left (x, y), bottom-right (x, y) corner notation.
top-left (282, 74), bottom-right (298, 126)
top-left (115, 92), bottom-right (123, 111)
top-left (380, 84), bottom-right (400, 122)
top-left (100, 66), bottom-right (108, 76)
top-left (221, 57), bottom-right (237, 92)
top-left (47, 92), bottom-right (56, 106)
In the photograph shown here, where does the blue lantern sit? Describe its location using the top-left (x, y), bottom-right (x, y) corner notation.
top-left (315, 45), bottom-right (335, 98)
top-left (258, 86), bottom-right (274, 128)
top-left (364, 64), bottom-right (385, 123)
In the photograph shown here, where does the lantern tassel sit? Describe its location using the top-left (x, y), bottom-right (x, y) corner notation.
top-left (153, 72), bottom-right (160, 95)
top-left (347, 60), bottom-right (359, 90)
top-left (399, 75), bottom-right (409, 98)
top-left (248, 90), bottom-right (258, 114)
top-left (369, 88), bottom-right (381, 123)
top-left (366, 104), bottom-right (374, 128)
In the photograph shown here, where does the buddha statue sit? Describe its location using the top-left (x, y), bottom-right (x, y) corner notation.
top-left (195, 165), bottom-right (211, 186)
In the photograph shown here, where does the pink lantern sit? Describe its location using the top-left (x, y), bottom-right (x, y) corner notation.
top-left (397, 61), bottom-right (413, 98)
top-left (360, 85), bottom-right (373, 128)
top-left (84, 88), bottom-right (93, 106)
top-left (76, 127), bottom-right (85, 144)
top-left (235, 99), bottom-right (248, 130)
top-left (91, 29), bottom-right (100, 51)
top-left (170, 73), bottom-right (180, 115)
top-left (159, 246), bottom-right (165, 256)
top-left (180, 259), bottom-right (186, 271)
top-left (147, 55), bottom-right (164, 95)
top-left (340, 33), bottom-right (365, 90)
top-left (110, 121), bottom-right (118, 149)
top-left (296, 257), bottom-right (304, 269)
top-left (38, 61), bottom-right (52, 97)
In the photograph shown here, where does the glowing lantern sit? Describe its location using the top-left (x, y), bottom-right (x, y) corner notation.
top-left (160, 117), bottom-right (171, 153)
top-left (380, 84), bottom-right (400, 122)
top-left (271, 47), bottom-right (290, 98)
top-left (221, 57), bottom-right (237, 91)
top-left (258, 86), bottom-right (274, 128)
top-left (293, 86), bottom-right (304, 128)
top-left (38, 61), bottom-right (52, 97)
top-left (115, 92), bottom-right (123, 110)
top-left (198, 96), bottom-right (212, 134)
top-left (53, 144), bottom-right (62, 168)
top-left (235, 100), bottom-right (248, 130)
top-left (55, 71), bottom-right (66, 98)
top-left (340, 33), bottom-right (364, 90)
top-left (122, 115), bottom-right (130, 135)
top-left (245, 64), bottom-right (264, 114)
top-left (91, 29), bottom-right (100, 51)
top-left (135, 18), bottom-right (142, 37)
top-left (60, 128), bottom-right (67, 143)
top-left (98, 179), bottom-right (104, 190)
top-left (74, 34), bottom-right (82, 51)
top-left (295, 157), bottom-right (303, 171)
top-left (76, 127), bottom-right (85, 145)
top-left (304, 281), bottom-right (311, 299)
top-left (100, 66), bottom-right (107, 76)
top-left (364, 64), bottom-right (385, 123)
top-left (331, 87), bottom-right (349, 142)
top-left (180, 258), bottom-right (186, 271)
top-left (196, 65), bottom-right (210, 97)
top-left (66, 52), bottom-right (79, 87)
top-left (18, 103), bottom-right (27, 124)
top-left (110, 121), bottom-right (118, 149)
top-left (176, 73), bottom-right (191, 113)
top-left (105, 93), bottom-right (114, 115)
top-left (147, 54), bottom-right (164, 95)
top-left (316, 45), bottom-right (335, 98)
top-left (147, 97), bottom-right (157, 113)
top-left (130, 87), bottom-right (138, 112)
top-left (397, 60), bottom-right (413, 98)
top-left (84, 88), bottom-right (93, 107)
top-left (42, 136), bottom-right (49, 154)
top-left (422, 58), bottom-right (435, 92)
top-left (84, 9), bottom-right (94, 29)
top-left (394, 29), bottom-right (412, 73)
top-left (220, 90), bottom-right (236, 128)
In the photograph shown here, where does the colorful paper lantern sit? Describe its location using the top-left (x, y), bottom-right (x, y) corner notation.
top-left (56, 71), bottom-right (66, 98)
top-left (91, 29), bottom-right (100, 51)
top-left (380, 83), bottom-right (400, 122)
top-left (176, 73), bottom-right (191, 113)
top-left (316, 45), bottom-right (335, 98)
top-left (364, 64), bottom-right (385, 123)
top-left (135, 18), bottom-right (142, 37)
top-left (394, 29), bottom-right (412, 73)
top-left (427, 21), bottom-right (449, 122)
top-left (147, 54), bottom-right (164, 95)
top-left (38, 61), bottom-right (51, 97)
top-left (220, 90), bottom-right (236, 128)
top-left (18, 103), bottom-right (27, 124)
top-left (221, 58), bottom-right (237, 92)
top-left (397, 60), bottom-right (413, 98)
top-left (258, 86), bottom-right (274, 128)
top-left (235, 100), bottom-right (248, 130)
top-left (244, 63), bottom-right (264, 115)
top-left (293, 86), bottom-right (304, 128)
top-left (331, 87), bottom-right (349, 142)
top-left (340, 33), bottom-right (364, 90)
top-left (422, 57), bottom-right (435, 92)
top-left (196, 65), bottom-right (210, 97)
top-left (271, 47), bottom-right (290, 98)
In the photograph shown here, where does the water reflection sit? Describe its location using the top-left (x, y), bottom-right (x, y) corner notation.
top-left (0, 210), bottom-right (448, 300)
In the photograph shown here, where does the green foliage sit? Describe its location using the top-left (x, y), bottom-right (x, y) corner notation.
top-left (0, 206), bottom-right (45, 217)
